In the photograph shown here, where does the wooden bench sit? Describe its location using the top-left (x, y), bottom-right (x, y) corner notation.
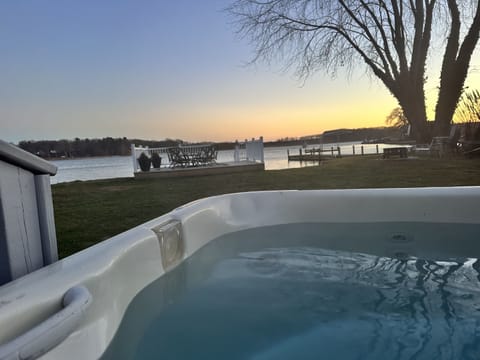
top-left (383, 147), bottom-right (408, 159)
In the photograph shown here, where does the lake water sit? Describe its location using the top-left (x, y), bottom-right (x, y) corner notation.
top-left (50, 143), bottom-right (406, 184)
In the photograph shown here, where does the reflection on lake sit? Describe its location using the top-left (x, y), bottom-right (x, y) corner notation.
top-left (50, 142), bottom-right (405, 184)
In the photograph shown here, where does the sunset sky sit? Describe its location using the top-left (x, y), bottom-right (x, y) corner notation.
top-left (1, 0), bottom-right (479, 143)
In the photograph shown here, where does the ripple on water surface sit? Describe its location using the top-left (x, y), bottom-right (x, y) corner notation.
top-left (102, 223), bottom-right (480, 360)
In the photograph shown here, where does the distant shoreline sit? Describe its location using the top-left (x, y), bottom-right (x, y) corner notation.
top-left (17, 126), bottom-right (406, 160)
top-left (48, 154), bottom-right (131, 161)
top-left (47, 140), bottom-right (406, 162)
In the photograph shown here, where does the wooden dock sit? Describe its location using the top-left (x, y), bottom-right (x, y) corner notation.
top-left (287, 147), bottom-right (340, 162)
top-left (287, 154), bottom-right (323, 161)
top-left (134, 161), bottom-right (264, 179)
top-left (287, 144), bottom-right (392, 161)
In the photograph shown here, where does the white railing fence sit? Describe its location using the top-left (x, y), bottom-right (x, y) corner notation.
top-left (234, 137), bottom-right (264, 163)
top-left (132, 138), bottom-right (263, 172)
top-left (131, 144), bottom-right (172, 172)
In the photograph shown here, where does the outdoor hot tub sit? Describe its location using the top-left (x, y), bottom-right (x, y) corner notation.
top-left (0, 187), bottom-right (479, 359)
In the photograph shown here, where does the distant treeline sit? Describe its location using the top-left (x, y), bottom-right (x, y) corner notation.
top-left (269, 126), bottom-right (406, 146)
top-left (18, 137), bottom-right (182, 159)
top-left (311, 126), bottom-right (405, 144)
top-left (17, 137), bottom-right (244, 159)
top-left (17, 126), bottom-right (406, 159)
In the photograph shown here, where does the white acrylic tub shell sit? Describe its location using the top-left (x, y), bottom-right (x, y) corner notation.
top-left (0, 187), bottom-right (479, 359)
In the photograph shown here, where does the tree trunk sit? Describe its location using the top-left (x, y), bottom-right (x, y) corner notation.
top-left (402, 104), bottom-right (430, 143)
top-left (434, 1), bottom-right (480, 137)
top-left (434, 68), bottom-right (464, 137)
top-left (394, 79), bottom-right (431, 143)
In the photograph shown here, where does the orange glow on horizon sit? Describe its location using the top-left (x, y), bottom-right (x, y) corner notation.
top-left (141, 95), bottom-right (398, 143)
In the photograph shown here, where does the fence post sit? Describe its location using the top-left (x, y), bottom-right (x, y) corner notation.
top-left (376, 144), bottom-right (379, 154)
top-left (131, 144), bottom-right (138, 173)
top-left (259, 136), bottom-right (264, 163)
top-left (361, 145), bottom-right (364, 155)
top-left (234, 141), bottom-right (240, 162)
top-left (352, 145), bottom-right (355, 155)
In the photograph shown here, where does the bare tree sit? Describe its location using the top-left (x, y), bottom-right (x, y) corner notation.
top-left (228, 0), bottom-right (480, 142)
top-left (386, 107), bottom-right (408, 128)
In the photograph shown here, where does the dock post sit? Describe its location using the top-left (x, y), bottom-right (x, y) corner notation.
top-left (337, 146), bottom-right (341, 157)
top-left (352, 145), bottom-right (355, 155)
top-left (361, 145), bottom-right (364, 155)
top-left (287, 149), bottom-right (290, 162)
top-left (131, 144), bottom-right (138, 173)
top-left (234, 140), bottom-right (240, 162)
top-left (331, 147), bottom-right (334, 156)
top-left (376, 144), bottom-right (379, 154)
top-left (259, 136), bottom-right (264, 163)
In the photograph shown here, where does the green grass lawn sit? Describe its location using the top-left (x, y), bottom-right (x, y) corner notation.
top-left (52, 156), bottom-right (480, 258)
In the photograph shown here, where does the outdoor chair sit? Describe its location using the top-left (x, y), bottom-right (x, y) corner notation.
top-left (167, 147), bottom-right (190, 168)
top-left (190, 145), bottom-right (217, 166)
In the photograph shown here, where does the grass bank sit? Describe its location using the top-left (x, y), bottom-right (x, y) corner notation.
top-left (52, 156), bottom-right (480, 258)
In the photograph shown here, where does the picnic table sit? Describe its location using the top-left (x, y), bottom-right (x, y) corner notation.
top-left (167, 145), bottom-right (217, 168)
top-left (383, 147), bottom-right (408, 159)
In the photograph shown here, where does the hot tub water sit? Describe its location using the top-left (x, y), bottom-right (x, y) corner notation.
top-left (101, 223), bottom-right (480, 360)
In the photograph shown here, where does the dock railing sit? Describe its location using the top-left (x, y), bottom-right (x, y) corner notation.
top-left (131, 144), bottom-right (171, 172)
top-left (234, 137), bottom-right (264, 163)
top-left (288, 143), bottom-right (413, 162)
